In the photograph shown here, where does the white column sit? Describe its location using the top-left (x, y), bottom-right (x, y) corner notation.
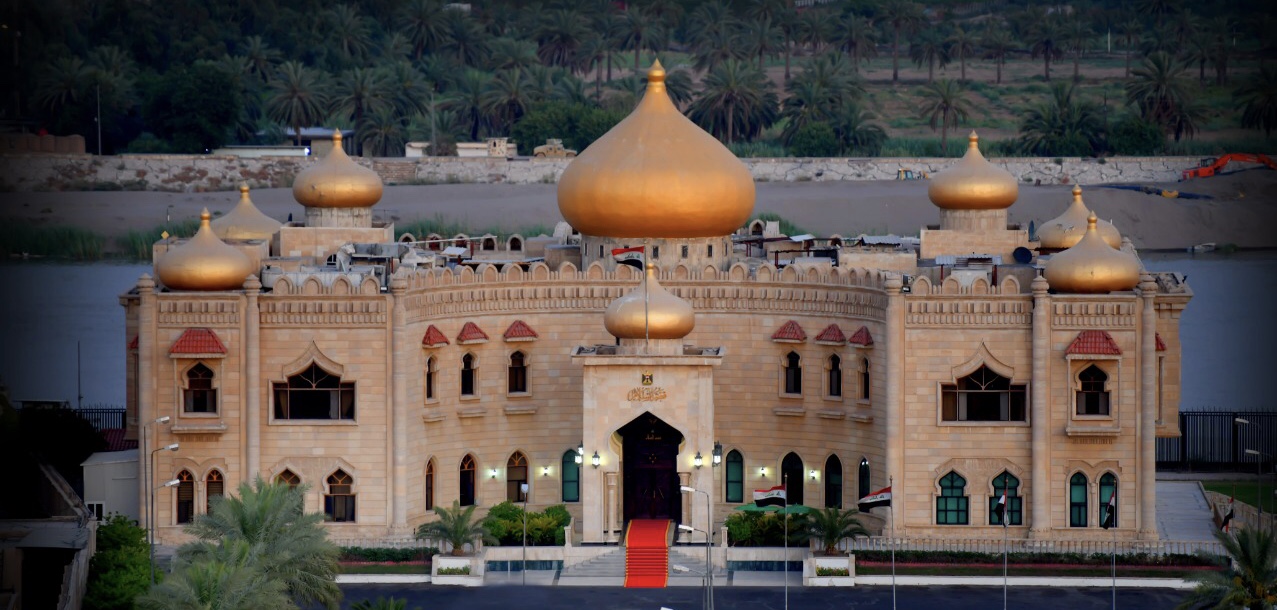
top-left (390, 276), bottom-right (409, 530)
top-left (1030, 275), bottom-right (1051, 537)
top-left (884, 275), bottom-right (905, 532)
top-left (244, 276), bottom-right (261, 481)
top-left (136, 275), bottom-right (156, 530)
top-left (1138, 274), bottom-right (1159, 539)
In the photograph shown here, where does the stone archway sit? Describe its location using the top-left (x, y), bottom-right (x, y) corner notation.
top-left (618, 412), bottom-right (684, 525)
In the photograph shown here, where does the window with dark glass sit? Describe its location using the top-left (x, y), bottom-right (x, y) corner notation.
top-left (425, 357), bottom-right (436, 401)
top-left (1099, 473), bottom-right (1117, 528)
top-left (509, 237), bottom-right (522, 251)
top-left (860, 358), bottom-right (870, 401)
top-left (1069, 473), bottom-right (1088, 527)
top-left (425, 459), bottom-right (435, 510)
top-left (508, 351), bottom-right (528, 393)
top-left (827, 355), bottom-right (842, 397)
top-left (725, 450), bottom-right (744, 503)
top-left (652, 246), bottom-right (660, 259)
top-left (176, 470), bottom-right (195, 524)
top-left (206, 470), bottom-right (224, 513)
top-left (561, 450), bottom-right (580, 502)
top-left (507, 452), bottom-right (528, 502)
top-left (681, 245), bottom-right (689, 258)
top-left (988, 471), bottom-right (1022, 526)
top-left (460, 455), bottom-right (477, 506)
top-left (707, 244), bottom-right (713, 257)
top-left (824, 455), bottom-right (843, 509)
top-left (783, 352), bottom-right (802, 394)
top-left (325, 470), bottom-right (356, 522)
top-left (941, 366), bottom-right (1027, 422)
top-left (277, 469), bottom-right (300, 489)
top-left (461, 354), bottom-right (476, 396)
top-left (936, 471), bottom-right (968, 525)
top-left (858, 458), bottom-right (871, 501)
top-left (1076, 365), bottom-right (1110, 415)
top-left (184, 363), bottom-right (216, 413)
top-left (272, 363), bottom-right (355, 420)
top-left (781, 452), bottom-right (804, 505)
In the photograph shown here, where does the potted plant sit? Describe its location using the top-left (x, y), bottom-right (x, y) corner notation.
top-left (416, 501), bottom-right (494, 585)
top-left (803, 507), bottom-right (867, 586)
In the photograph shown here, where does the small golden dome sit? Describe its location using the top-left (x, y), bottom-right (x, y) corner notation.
top-left (604, 264), bottom-right (695, 340)
top-left (1037, 185), bottom-right (1121, 250)
top-left (156, 209), bottom-right (255, 291)
top-left (212, 184), bottom-right (282, 240)
top-left (557, 60), bottom-right (755, 238)
top-left (1044, 212), bottom-right (1141, 293)
top-left (292, 131), bottom-right (383, 208)
top-left (927, 132), bottom-right (1018, 210)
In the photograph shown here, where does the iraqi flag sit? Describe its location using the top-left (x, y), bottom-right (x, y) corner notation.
top-left (993, 492), bottom-right (1008, 526)
top-left (857, 486), bottom-right (892, 512)
top-left (1221, 497), bottom-right (1235, 532)
top-left (612, 246), bottom-right (644, 269)
top-left (1101, 492), bottom-right (1117, 529)
top-left (753, 485), bottom-right (787, 507)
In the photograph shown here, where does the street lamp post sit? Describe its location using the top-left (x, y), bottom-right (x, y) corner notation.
top-left (149, 443), bottom-right (179, 584)
top-left (676, 525), bottom-right (711, 610)
top-left (1246, 449), bottom-right (1268, 531)
top-left (521, 482), bottom-right (529, 585)
top-left (679, 486), bottom-right (713, 610)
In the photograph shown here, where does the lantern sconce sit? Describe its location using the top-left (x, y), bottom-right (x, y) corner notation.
top-left (591, 451), bottom-right (600, 468)
top-left (694, 452), bottom-right (703, 469)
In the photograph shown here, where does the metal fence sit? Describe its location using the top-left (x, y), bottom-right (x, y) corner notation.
top-left (73, 406), bottom-right (126, 431)
top-left (1157, 411), bottom-right (1277, 471)
top-left (842, 536), bottom-right (1224, 558)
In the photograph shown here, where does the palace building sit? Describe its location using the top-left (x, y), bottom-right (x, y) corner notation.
top-left (124, 61), bottom-right (1190, 547)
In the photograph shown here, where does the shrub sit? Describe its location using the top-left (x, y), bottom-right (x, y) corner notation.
top-left (788, 122), bottom-right (841, 157)
top-left (339, 547), bottom-right (437, 563)
top-left (1107, 117), bottom-right (1164, 155)
top-left (84, 515), bottom-right (152, 610)
top-left (436, 566), bottom-right (471, 575)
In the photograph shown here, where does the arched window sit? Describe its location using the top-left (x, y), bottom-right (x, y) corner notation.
top-left (561, 450), bottom-right (580, 502)
top-left (860, 357), bottom-right (871, 401)
top-left (425, 459), bottom-right (435, 511)
top-left (482, 237), bottom-right (496, 251)
top-left (427, 234), bottom-right (442, 251)
top-left (184, 363), bottom-right (217, 413)
top-left (276, 469), bottom-right (300, 489)
top-left (1099, 473), bottom-right (1118, 528)
top-left (460, 455), bottom-right (477, 506)
top-left (176, 470), bottom-right (195, 524)
top-left (936, 471), bottom-right (968, 525)
top-left (830, 237), bottom-right (843, 248)
top-left (940, 365), bottom-right (1027, 422)
top-left (751, 220), bottom-right (764, 236)
top-left (989, 471), bottom-right (1022, 526)
top-left (509, 237), bottom-right (523, 252)
top-left (425, 356), bottom-right (437, 401)
top-left (783, 352), bottom-right (802, 395)
top-left (858, 457), bottom-right (871, 501)
top-left (725, 450), bottom-right (744, 503)
top-left (1077, 365), bottom-right (1110, 415)
top-left (824, 455), bottom-right (843, 509)
top-left (273, 363), bottom-right (356, 420)
top-left (508, 351), bottom-right (528, 394)
top-left (461, 354), bottom-right (476, 396)
top-left (781, 452), bottom-right (804, 506)
top-left (1069, 473), bottom-right (1089, 527)
top-left (206, 470), bottom-right (224, 514)
top-left (325, 470), bottom-right (356, 522)
top-left (827, 355), bottom-right (842, 398)
top-left (507, 452), bottom-right (528, 502)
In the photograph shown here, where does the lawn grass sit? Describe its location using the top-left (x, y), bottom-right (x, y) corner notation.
top-left (1200, 480), bottom-right (1277, 514)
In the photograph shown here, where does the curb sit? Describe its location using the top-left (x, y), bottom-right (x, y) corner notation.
top-left (337, 575), bottom-right (431, 584)
top-left (854, 575), bottom-right (1195, 589)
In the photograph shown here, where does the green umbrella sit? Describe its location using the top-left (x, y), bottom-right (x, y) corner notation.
top-left (734, 503), bottom-right (780, 513)
top-left (776, 504), bottom-right (813, 515)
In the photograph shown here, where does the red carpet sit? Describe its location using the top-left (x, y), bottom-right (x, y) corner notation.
top-left (623, 519), bottom-right (671, 588)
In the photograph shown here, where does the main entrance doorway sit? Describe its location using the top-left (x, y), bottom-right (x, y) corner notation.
top-left (618, 413), bottom-right (683, 525)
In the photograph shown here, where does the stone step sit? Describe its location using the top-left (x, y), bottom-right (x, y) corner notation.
top-left (561, 549), bottom-right (627, 577)
top-left (668, 549), bottom-right (727, 577)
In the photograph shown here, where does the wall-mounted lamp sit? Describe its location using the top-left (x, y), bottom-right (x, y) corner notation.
top-left (759, 467), bottom-right (767, 477)
top-left (809, 469), bottom-right (818, 480)
top-left (712, 441), bottom-right (722, 466)
top-left (162, 479), bottom-right (181, 488)
top-left (694, 452), bottom-right (703, 469)
top-left (591, 451), bottom-right (600, 468)
top-left (542, 466), bottom-right (551, 477)
top-left (489, 469), bottom-right (499, 479)
top-left (575, 443), bottom-right (584, 464)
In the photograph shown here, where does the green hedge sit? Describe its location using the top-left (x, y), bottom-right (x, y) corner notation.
top-left (339, 546), bottom-right (438, 563)
top-left (853, 550), bottom-right (1223, 567)
top-left (483, 502), bottom-right (571, 546)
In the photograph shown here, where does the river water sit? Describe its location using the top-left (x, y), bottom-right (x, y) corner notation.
top-left (0, 253), bottom-right (1273, 411)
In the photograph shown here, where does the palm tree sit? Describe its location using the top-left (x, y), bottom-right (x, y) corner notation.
top-left (918, 79), bottom-right (971, 155)
top-left (1176, 527), bottom-right (1277, 610)
top-left (265, 61), bottom-right (330, 146)
top-left (946, 26), bottom-right (976, 82)
top-left (481, 69), bottom-right (536, 134)
top-left (1017, 82), bottom-right (1103, 156)
top-left (1117, 17), bottom-right (1142, 78)
top-left (575, 34), bottom-right (610, 99)
top-left (359, 106), bottom-right (408, 157)
top-left (445, 69), bottom-right (492, 141)
top-left (780, 79), bottom-right (835, 145)
top-left (1126, 51), bottom-right (1192, 136)
top-left (487, 38), bottom-right (539, 72)
top-left (1028, 17), bottom-right (1065, 82)
top-left (351, 598), bottom-right (415, 610)
top-left (805, 508), bottom-right (869, 556)
top-left (242, 36), bottom-right (281, 82)
top-left (535, 9), bottom-right (589, 71)
top-left (878, 0), bottom-right (924, 84)
top-left (1239, 65), bottom-right (1277, 138)
top-left (981, 27), bottom-right (1016, 85)
top-left (1138, 25), bottom-right (1180, 58)
top-left (33, 56), bottom-right (90, 115)
top-left (400, 0), bottom-right (447, 60)
top-left (381, 61), bottom-right (432, 118)
top-left (416, 501), bottom-right (495, 556)
top-left (831, 103), bottom-right (888, 156)
top-left (618, 6), bottom-right (656, 73)
top-left (687, 60), bottom-right (778, 145)
top-left (909, 31), bottom-right (951, 84)
top-left (794, 10), bottom-right (830, 56)
top-left (1205, 16), bottom-right (1234, 86)
top-left (831, 14), bottom-right (878, 72)
top-left (179, 477), bottom-right (341, 609)
top-left (136, 541), bottom-right (292, 610)
top-left (1062, 19), bottom-right (1092, 82)
top-left (440, 10), bottom-right (491, 68)
top-left (1170, 8), bottom-right (1201, 47)
top-left (325, 4), bottom-right (373, 63)
top-left (1137, 0), bottom-right (1180, 28)
top-left (331, 68), bottom-right (392, 140)
top-left (692, 27), bottom-right (748, 74)
top-left (741, 18), bottom-right (784, 71)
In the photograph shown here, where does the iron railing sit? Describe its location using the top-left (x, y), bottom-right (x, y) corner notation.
top-left (842, 536), bottom-right (1224, 557)
top-left (1158, 411), bottom-right (1277, 471)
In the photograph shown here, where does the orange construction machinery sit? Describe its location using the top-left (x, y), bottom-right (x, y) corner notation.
top-left (1181, 153), bottom-right (1277, 180)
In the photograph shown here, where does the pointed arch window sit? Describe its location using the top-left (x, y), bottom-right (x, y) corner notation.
top-left (941, 365), bottom-right (1027, 422)
top-left (561, 450), bottom-right (581, 502)
top-left (184, 363), bottom-right (217, 413)
top-left (781, 452), bottom-right (804, 505)
top-left (725, 450), bottom-right (744, 503)
top-left (425, 459), bottom-right (436, 511)
top-left (325, 470), bottom-right (356, 522)
top-left (1099, 473), bottom-right (1118, 528)
top-left (425, 356), bottom-right (437, 401)
top-left (206, 470), bottom-right (224, 514)
top-left (860, 357), bottom-right (871, 401)
top-left (273, 363), bottom-right (355, 420)
top-left (508, 351), bottom-right (528, 394)
top-left (1077, 365), bottom-right (1110, 416)
top-left (783, 352), bottom-right (803, 395)
top-left (858, 457), bottom-right (871, 501)
top-left (176, 470), bottom-right (195, 524)
top-left (276, 469), bottom-right (300, 489)
top-left (824, 455), bottom-right (843, 509)
top-left (1069, 473), bottom-right (1089, 527)
top-left (827, 355), bottom-right (843, 398)
top-left (989, 471), bottom-right (1022, 526)
top-left (460, 455), bottom-right (477, 506)
top-left (507, 452), bottom-right (528, 502)
top-left (936, 471), bottom-right (968, 525)
top-left (461, 354), bottom-right (476, 396)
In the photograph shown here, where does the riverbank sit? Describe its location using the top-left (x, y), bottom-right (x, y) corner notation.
top-left (1, 169), bottom-right (1273, 253)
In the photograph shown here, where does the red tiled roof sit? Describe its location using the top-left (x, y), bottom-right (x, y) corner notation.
top-left (422, 325), bottom-right (450, 347)
top-left (457, 321), bottom-right (489, 343)
top-left (1156, 332), bottom-right (1166, 351)
top-left (848, 326), bottom-right (874, 346)
top-left (814, 324), bottom-right (846, 344)
top-left (170, 328), bottom-right (226, 355)
top-left (504, 320), bottom-right (539, 340)
top-left (128, 335), bottom-right (138, 350)
top-left (1066, 330), bottom-right (1122, 356)
top-left (101, 428), bottom-right (138, 452)
top-left (771, 320), bottom-right (806, 342)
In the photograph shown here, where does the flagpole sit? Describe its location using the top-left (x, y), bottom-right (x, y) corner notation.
top-left (1002, 473), bottom-right (1008, 610)
top-left (643, 242), bottom-right (649, 351)
top-left (889, 475), bottom-right (896, 610)
top-left (783, 473), bottom-right (788, 610)
top-left (1111, 490), bottom-right (1117, 610)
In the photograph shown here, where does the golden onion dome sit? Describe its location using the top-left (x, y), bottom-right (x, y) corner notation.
top-left (1038, 185), bottom-right (1121, 250)
top-left (927, 131), bottom-right (1019, 210)
top-left (604, 264), bottom-right (695, 340)
top-left (156, 208), bottom-right (255, 291)
top-left (557, 60), bottom-right (755, 238)
top-left (212, 183), bottom-right (282, 241)
top-left (1043, 212), bottom-right (1141, 293)
top-left (292, 131), bottom-right (383, 208)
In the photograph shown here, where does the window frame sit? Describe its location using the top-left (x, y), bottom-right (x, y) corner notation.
top-left (1075, 364), bottom-right (1112, 417)
top-left (460, 454), bottom-right (477, 507)
top-left (935, 471), bottom-right (968, 525)
top-left (425, 356), bottom-right (437, 403)
top-left (182, 362), bottom-right (219, 416)
top-left (271, 362), bottom-right (357, 423)
top-left (824, 455), bottom-right (843, 509)
top-left (725, 450), bottom-right (744, 503)
top-left (276, 469), bottom-right (301, 489)
top-left (1099, 473), bottom-right (1118, 528)
top-left (781, 452), bottom-right (804, 506)
top-left (324, 469), bottom-right (356, 523)
top-left (1069, 472), bottom-right (1089, 527)
top-left (507, 452), bottom-right (529, 503)
top-left (507, 350), bottom-right (529, 395)
top-left (781, 351), bottom-right (803, 396)
top-left (825, 354), bottom-right (843, 400)
top-left (939, 366), bottom-right (1029, 425)
top-left (425, 459), bottom-right (435, 511)
top-left (858, 357), bottom-right (871, 404)
top-left (175, 470), bottom-right (195, 525)
top-left (205, 469), bottom-right (225, 514)
top-left (460, 353), bottom-right (478, 399)
top-left (858, 457), bottom-right (871, 502)
top-left (561, 450), bottom-right (580, 503)
top-left (988, 471), bottom-right (1023, 526)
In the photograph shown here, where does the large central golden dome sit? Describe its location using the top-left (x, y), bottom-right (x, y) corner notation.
top-left (927, 132), bottom-right (1018, 210)
top-left (557, 60), bottom-right (755, 238)
top-left (292, 132), bottom-right (383, 208)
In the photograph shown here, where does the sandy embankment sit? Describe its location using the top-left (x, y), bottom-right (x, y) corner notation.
top-left (1, 170), bottom-right (1274, 251)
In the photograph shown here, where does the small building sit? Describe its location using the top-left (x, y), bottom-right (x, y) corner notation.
top-left (81, 449), bottom-right (140, 522)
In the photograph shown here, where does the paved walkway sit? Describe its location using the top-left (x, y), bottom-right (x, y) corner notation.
top-left (1155, 479), bottom-right (1221, 541)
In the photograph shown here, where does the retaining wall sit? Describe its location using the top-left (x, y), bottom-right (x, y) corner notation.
top-left (0, 153), bottom-right (1200, 192)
